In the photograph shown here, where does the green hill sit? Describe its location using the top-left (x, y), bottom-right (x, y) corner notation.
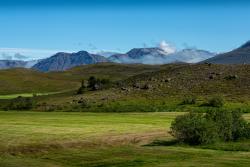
top-left (0, 68), bottom-right (78, 95)
top-left (122, 64), bottom-right (250, 98)
top-left (1, 63), bottom-right (250, 112)
top-left (0, 63), bottom-right (162, 95)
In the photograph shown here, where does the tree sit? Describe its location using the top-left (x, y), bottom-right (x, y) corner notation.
top-left (88, 76), bottom-right (97, 90)
top-left (77, 79), bottom-right (86, 94)
top-left (87, 76), bottom-right (111, 91)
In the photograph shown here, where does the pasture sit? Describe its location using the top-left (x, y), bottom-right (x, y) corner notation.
top-left (1, 111), bottom-right (250, 167)
top-left (0, 92), bottom-right (62, 99)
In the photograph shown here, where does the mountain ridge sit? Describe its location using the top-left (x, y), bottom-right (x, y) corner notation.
top-left (109, 47), bottom-right (215, 64)
top-left (32, 51), bottom-right (108, 72)
top-left (203, 41), bottom-right (250, 64)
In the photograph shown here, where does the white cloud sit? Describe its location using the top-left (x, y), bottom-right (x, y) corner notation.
top-left (158, 40), bottom-right (176, 54)
top-left (0, 48), bottom-right (73, 60)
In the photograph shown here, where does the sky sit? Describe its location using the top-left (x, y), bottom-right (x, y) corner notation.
top-left (0, 0), bottom-right (250, 60)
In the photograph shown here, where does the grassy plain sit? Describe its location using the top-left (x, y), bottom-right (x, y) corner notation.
top-left (1, 111), bottom-right (250, 167)
top-left (0, 92), bottom-right (63, 99)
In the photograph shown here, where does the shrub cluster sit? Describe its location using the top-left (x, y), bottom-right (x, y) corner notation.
top-left (77, 76), bottom-right (111, 94)
top-left (202, 96), bottom-right (225, 107)
top-left (181, 96), bottom-right (197, 105)
top-left (170, 110), bottom-right (250, 145)
top-left (4, 96), bottom-right (35, 110)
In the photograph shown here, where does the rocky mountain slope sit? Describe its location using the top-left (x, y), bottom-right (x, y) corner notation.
top-left (32, 51), bottom-right (108, 72)
top-left (203, 41), bottom-right (250, 64)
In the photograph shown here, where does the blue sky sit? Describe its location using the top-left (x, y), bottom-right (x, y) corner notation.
top-left (0, 0), bottom-right (250, 60)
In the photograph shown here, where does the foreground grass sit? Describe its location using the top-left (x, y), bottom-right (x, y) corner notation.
top-left (1, 112), bottom-right (250, 167)
top-left (0, 112), bottom-right (179, 151)
top-left (2, 143), bottom-right (250, 167)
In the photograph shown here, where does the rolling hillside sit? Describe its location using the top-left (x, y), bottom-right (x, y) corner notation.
top-left (0, 68), bottom-right (79, 95)
top-left (122, 64), bottom-right (250, 97)
top-left (0, 63), bottom-right (163, 95)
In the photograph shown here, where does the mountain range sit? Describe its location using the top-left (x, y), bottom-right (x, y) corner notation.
top-left (109, 48), bottom-right (215, 64)
top-left (1, 41), bottom-right (250, 71)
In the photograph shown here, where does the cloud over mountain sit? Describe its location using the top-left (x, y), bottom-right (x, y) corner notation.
top-left (158, 40), bottom-right (176, 54)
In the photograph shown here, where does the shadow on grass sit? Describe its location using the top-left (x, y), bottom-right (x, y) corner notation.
top-left (145, 139), bottom-right (250, 152)
top-left (144, 139), bottom-right (179, 147)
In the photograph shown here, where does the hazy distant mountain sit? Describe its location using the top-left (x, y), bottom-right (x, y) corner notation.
top-left (95, 51), bottom-right (120, 57)
top-left (203, 41), bottom-right (250, 64)
top-left (32, 51), bottom-right (109, 72)
top-left (24, 60), bottom-right (41, 68)
top-left (0, 60), bottom-right (27, 69)
top-left (108, 48), bottom-right (169, 64)
top-left (109, 47), bottom-right (215, 64)
top-left (0, 59), bottom-right (40, 69)
top-left (168, 49), bottom-right (215, 63)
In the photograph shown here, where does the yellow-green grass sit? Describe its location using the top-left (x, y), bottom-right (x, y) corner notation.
top-left (1, 112), bottom-right (250, 167)
top-left (0, 112), bottom-right (181, 152)
top-left (0, 92), bottom-right (63, 99)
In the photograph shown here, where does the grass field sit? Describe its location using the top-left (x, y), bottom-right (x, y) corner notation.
top-left (1, 111), bottom-right (250, 167)
top-left (0, 92), bottom-right (63, 99)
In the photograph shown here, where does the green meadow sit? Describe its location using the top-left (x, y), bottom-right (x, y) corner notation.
top-left (0, 92), bottom-right (62, 99)
top-left (1, 111), bottom-right (250, 167)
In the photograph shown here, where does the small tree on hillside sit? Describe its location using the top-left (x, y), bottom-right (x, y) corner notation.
top-left (88, 76), bottom-right (97, 90)
top-left (77, 79), bottom-right (87, 94)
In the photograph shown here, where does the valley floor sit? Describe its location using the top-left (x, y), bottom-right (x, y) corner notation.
top-left (1, 112), bottom-right (250, 167)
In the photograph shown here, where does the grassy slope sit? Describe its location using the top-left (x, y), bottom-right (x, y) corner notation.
top-left (0, 63), bottom-right (161, 95)
top-left (1, 64), bottom-right (250, 98)
top-left (2, 64), bottom-right (249, 111)
top-left (0, 112), bottom-right (250, 167)
top-left (124, 64), bottom-right (250, 98)
top-left (0, 68), bottom-right (79, 95)
top-left (57, 63), bottom-right (163, 81)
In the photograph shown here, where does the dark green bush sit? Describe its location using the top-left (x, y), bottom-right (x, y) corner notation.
top-left (87, 76), bottom-right (111, 91)
top-left (171, 110), bottom-right (250, 145)
top-left (5, 96), bottom-right (35, 110)
top-left (205, 96), bottom-right (224, 107)
top-left (181, 96), bottom-right (197, 105)
top-left (206, 110), bottom-right (233, 141)
top-left (170, 112), bottom-right (218, 145)
top-left (207, 109), bottom-right (250, 141)
top-left (88, 76), bottom-right (97, 90)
